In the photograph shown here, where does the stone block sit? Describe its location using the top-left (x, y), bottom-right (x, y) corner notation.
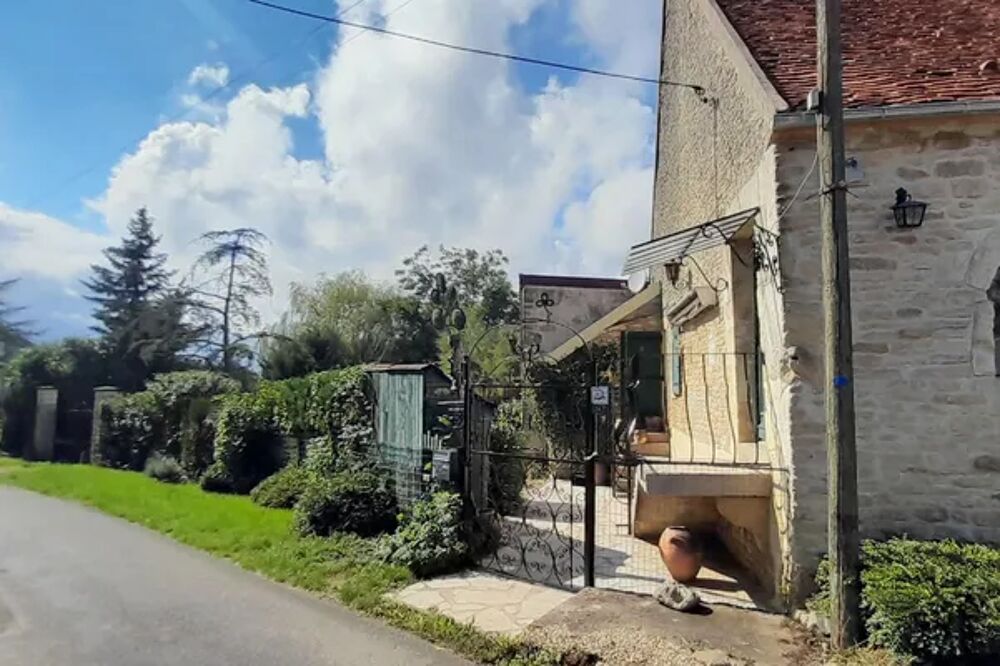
top-left (914, 506), bottom-right (949, 524)
top-left (934, 159), bottom-right (986, 178)
top-left (951, 178), bottom-right (990, 198)
top-left (972, 455), bottom-right (1000, 473)
top-left (931, 131), bottom-right (972, 150)
top-left (896, 166), bottom-right (929, 180)
top-left (850, 257), bottom-right (897, 271)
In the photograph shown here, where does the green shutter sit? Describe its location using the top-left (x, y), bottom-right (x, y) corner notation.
top-left (671, 328), bottom-right (683, 397)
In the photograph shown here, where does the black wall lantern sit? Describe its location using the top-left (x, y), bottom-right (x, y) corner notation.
top-left (891, 187), bottom-right (928, 228)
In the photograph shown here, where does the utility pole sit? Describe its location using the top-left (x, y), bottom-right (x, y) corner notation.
top-left (816, 0), bottom-right (861, 649)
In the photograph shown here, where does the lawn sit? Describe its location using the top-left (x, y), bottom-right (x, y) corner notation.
top-left (0, 458), bottom-right (560, 666)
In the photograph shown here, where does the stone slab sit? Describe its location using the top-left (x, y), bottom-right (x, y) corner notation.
top-left (392, 571), bottom-right (574, 636)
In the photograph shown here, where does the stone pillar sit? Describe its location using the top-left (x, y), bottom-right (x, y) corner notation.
top-left (90, 386), bottom-right (120, 466)
top-left (32, 386), bottom-right (58, 461)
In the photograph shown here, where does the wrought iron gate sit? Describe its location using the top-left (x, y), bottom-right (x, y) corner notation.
top-left (461, 352), bottom-right (597, 590)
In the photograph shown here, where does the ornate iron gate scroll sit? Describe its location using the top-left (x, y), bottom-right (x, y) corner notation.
top-left (463, 353), bottom-right (593, 590)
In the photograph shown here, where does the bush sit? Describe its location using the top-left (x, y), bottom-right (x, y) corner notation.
top-left (143, 453), bottom-right (185, 484)
top-left (207, 387), bottom-right (286, 494)
top-left (96, 370), bottom-right (238, 473)
top-left (377, 491), bottom-right (469, 578)
top-left (98, 391), bottom-right (161, 470)
top-left (293, 471), bottom-right (397, 537)
top-left (250, 466), bottom-right (311, 508)
top-left (199, 464), bottom-right (234, 493)
top-left (146, 371), bottom-right (238, 471)
top-left (210, 367), bottom-right (373, 493)
top-left (812, 539), bottom-right (1000, 661)
top-left (179, 397), bottom-right (218, 479)
top-left (488, 400), bottom-right (528, 514)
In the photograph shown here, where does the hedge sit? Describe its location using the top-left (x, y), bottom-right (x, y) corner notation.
top-left (204, 367), bottom-right (373, 494)
top-left (812, 538), bottom-right (1000, 660)
top-left (97, 371), bottom-right (239, 473)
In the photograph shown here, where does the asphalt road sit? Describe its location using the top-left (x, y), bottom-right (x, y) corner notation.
top-left (0, 487), bottom-right (471, 666)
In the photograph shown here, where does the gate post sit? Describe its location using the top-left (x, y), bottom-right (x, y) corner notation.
top-left (584, 453), bottom-right (597, 588)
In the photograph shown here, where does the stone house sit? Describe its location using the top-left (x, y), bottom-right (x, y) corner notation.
top-left (616, 0), bottom-right (1000, 606)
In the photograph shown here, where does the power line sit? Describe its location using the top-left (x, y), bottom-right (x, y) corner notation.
top-left (22, 0), bottom-right (375, 210)
top-left (246, 0), bottom-right (707, 96)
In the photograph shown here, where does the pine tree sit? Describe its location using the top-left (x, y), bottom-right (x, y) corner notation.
top-left (83, 208), bottom-right (183, 388)
top-left (186, 228), bottom-right (272, 374)
top-left (83, 208), bottom-right (172, 337)
top-left (0, 278), bottom-right (32, 362)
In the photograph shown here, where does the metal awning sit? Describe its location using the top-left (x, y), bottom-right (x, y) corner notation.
top-left (623, 207), bottom-right (759, 275)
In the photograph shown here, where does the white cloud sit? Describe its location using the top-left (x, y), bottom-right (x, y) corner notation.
top-left (0, 204), bottom-right (107, 280)
top-left (187, 63), bottom-right (230, 88)
top-left (7, 0), bottom-right (663, 327)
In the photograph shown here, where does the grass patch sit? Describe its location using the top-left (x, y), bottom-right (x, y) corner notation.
top-left (0, 460), bottom-right (561, 665)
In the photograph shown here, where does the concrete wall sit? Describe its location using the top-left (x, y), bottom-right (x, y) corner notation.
top-left (520, 281), bottom-right (631, 354)
top-left (774, 115), bottom-right (1000, 584)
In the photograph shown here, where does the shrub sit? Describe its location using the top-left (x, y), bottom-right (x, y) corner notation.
top-left (146, 371), bottom-right (238, 463)
top-left (812, 539), bottom-right (1000, 661)
top-left (293, 471), bottom-right (397, 537)
top-left (98, 391), bottom-right (161, 470)
top-left (488, 401), bottom-right (528, 514)
top-left (377, 491), bottom-right (469, 578)
top-left (208, 387), bottom-right (286, 494)
top-left (209, 367), bottom-right (374, 492)
top-left (199, 464), bottom-right (234, 493)
top-left (179, 397), bottom-right (217, 479)
top-left (96, 370), bottom-right (237, 473)
top-left (143, 453), bottom-right (185, 484)
top-left (250, 466), bottom-right (311, 508)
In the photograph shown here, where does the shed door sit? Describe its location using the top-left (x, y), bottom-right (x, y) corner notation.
top-left (374, 372), bottom-right (424, 503)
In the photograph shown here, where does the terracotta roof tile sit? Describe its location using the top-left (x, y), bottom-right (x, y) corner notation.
top-left (715, 0), bottom-right (1000, 108)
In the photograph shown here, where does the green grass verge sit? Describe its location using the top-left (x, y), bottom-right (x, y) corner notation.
top-left (0, 459), bottom-right (561, 666)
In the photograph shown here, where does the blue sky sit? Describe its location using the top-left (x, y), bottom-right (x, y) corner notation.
top-left (0, 0), bottom-right (662, 341)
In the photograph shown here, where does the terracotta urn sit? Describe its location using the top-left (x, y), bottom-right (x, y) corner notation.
top-left (658, 526), bottom-right (703, 583)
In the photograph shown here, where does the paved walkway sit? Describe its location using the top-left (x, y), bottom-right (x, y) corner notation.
top-left (0, 487), bottom-right (469, 666)
top-left (393, 572), bottom-right (573, 635)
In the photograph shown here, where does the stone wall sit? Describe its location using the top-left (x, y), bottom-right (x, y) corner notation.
top-left (773, 114), bottom-right (1000, 586)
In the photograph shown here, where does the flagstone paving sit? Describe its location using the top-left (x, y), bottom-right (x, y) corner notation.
top-left (392, 571), bottom-right (574, 635)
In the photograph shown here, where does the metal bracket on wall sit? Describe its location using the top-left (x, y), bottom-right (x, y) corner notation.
top-left (753, 225), bottom-right (784, 293)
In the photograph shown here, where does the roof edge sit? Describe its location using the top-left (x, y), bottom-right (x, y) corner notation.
top-left (519, 274), bottom-right (628, 290)
top-left (701, 0), bottom-right (789, 112)
top-left (774, 99), bottom-right (1000, 129)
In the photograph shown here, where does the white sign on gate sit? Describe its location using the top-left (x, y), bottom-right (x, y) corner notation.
top-left (590, 385), bottom-right (610, 406)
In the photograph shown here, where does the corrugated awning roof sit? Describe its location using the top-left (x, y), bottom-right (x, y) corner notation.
top-left (622, 208), bottom-right (759, 275)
